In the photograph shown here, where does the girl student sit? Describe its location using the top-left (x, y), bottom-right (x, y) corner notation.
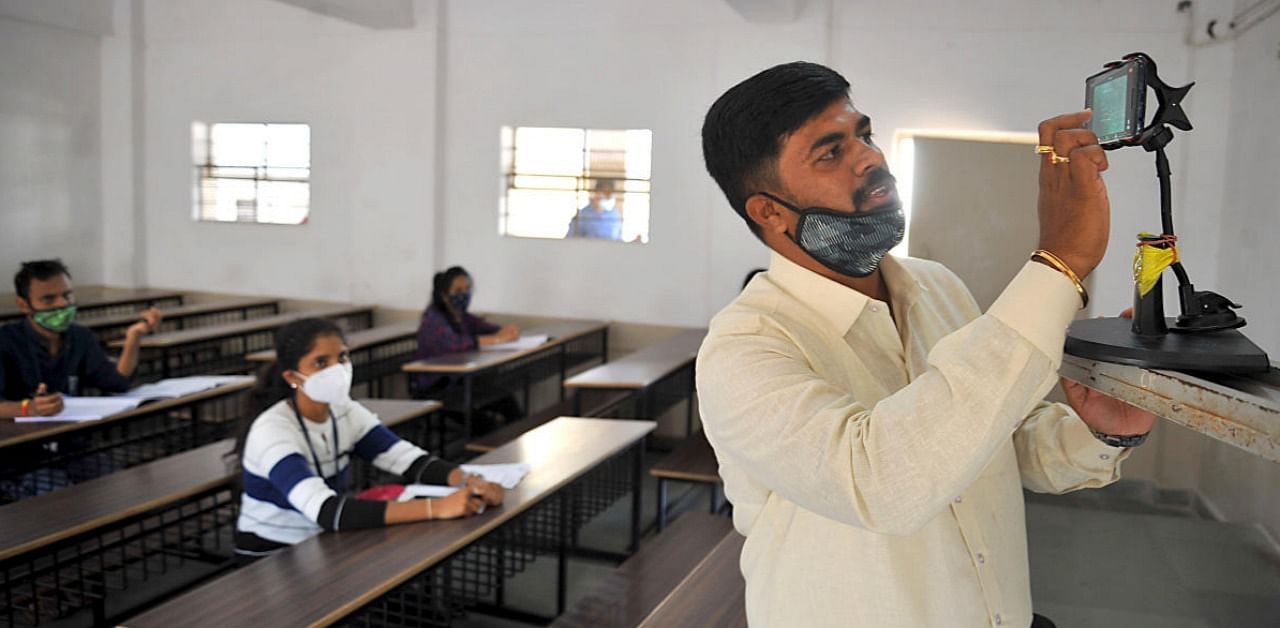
top-left (232, 317), bottom-right (503, 563)
top-left (413, 266), bottom-right (524, 426)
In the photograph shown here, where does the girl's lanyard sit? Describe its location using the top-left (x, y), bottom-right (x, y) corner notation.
top-left (292, 402), bottom-right (343, 492)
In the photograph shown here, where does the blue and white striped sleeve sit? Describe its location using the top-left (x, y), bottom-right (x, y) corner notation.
top-left (245, 414), bottom-right (385, 531)
top-left (348, 402), bottom-right (458, 484)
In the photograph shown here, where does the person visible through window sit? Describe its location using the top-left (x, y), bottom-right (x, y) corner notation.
top-left (565, 178), bottom-right (623, 240)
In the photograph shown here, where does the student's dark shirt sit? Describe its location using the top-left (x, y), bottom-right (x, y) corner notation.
top-left (0, 321), bottom-right (132, 400)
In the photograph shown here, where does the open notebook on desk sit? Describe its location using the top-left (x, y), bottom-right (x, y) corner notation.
top-left (15, 375), bottom-right (253, 423)
top-left (480, 334), bottom-right (550, 352)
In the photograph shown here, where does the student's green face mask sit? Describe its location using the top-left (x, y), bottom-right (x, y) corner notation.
top-left (31, 304), bottom-right (77, 334)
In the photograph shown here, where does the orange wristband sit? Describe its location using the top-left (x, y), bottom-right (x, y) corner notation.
top-left (20, 398), bottom-right (30, 417)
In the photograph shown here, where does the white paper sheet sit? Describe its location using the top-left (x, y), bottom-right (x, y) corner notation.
top-left (116, 375), bottom-right (253, 401)
top-left (459, 462), bottom-right (532, 489)
top-left (480, 335), bottom-right (550, 352)
top-left (16, 396), bottom-right (144, 423)
top-left (396, 484), bottom-right (460, 501)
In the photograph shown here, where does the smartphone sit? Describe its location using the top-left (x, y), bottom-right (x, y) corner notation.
top-left (1085, 56), bottom-right (1147, 149)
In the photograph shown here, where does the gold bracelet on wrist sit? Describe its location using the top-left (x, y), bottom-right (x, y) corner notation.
top-left (1031, 249), bottom-right (1089, 309)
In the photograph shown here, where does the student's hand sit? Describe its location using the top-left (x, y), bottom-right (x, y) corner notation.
top-left (32, 383), bottom-right (64, 416)
top-left (430, 488), bottom-right (486, 519)
top-left (497, 325), bottom-right (520, 343)
top-left (1036, 110), bottom-right (1111, 280)
top-left (464, 475), bottom-right (505, 506)
top-left (126, 307), bottom-right (163, 338)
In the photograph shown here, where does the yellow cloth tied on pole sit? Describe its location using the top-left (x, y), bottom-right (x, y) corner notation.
top-left (1132, 232), bottom-right (1179, 297)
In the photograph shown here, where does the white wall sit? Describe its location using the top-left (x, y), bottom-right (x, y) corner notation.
top-left (133, 0), bottom-right (441, 310)
top-left (437, 0), bottom-right (826, 326)
top-left (0, 14), bottom-right (105, 288)
top-left (1198, 2), bottom-right (1280, 540)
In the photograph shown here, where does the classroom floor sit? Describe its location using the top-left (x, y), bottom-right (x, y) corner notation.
top-left (455, 453), bottom-right (1280, 628)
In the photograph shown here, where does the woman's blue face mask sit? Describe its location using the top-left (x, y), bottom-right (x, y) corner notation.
top-left (447, 292), bottom-right (472, 312)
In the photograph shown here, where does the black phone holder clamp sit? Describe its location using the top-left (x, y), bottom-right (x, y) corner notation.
top-left (1103, 52), bottom-right (1195, 153)
top-left (1064, 52), bottom-right (1270, 374)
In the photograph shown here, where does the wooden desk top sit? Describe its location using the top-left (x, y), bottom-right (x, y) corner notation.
top-left (0, 399), bottom-right (439, 563)
top-left (552, 513), bottom-right (734, 628)
top-left (637, 530), bottom-right (747, 628)
top-left (83, 297), bottom-right (279, 331)
top-left (116, 304), bottom-right (374, 349)
top-left (564, 328), bottom-right (705, 390)
top-left (401, 319), bottom-right (608, 375)
top-left (0, 378), bottom-right (255, 449)
top-left (0, 286), bottom-right (184, 320)
top-left (649, 431), bottom-right (720, 483)
top-left (0, 439), bottom-right (235, 563)
top-left (122, 417), bottom-right (655, 628)
top-left (247, 320), bottom-right (420, 363)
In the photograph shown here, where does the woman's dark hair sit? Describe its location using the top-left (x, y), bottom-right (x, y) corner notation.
top-left (228, 317), bottom-right (346, 462)
top-left (426, 266), bottom-right (471, 333)
top-left (701, 61), bottom-right (851, 239)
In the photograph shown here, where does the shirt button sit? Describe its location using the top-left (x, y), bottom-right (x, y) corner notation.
top-left (1100, 453), bottom-right (1112, 460)
top-left (954, 496), bottom-right (963, 504)
top-left (869, 304), bottom-right (880, 313)
top-left (994, 614), bottom-right (1003, 625)
top-left (976, 553), bottom-right (986, 564)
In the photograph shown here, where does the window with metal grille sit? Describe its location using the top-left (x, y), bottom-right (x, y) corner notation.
top-left (500, 126), bottom-right (652, 243)
top-left (191, 122), bottom-right (311, 224)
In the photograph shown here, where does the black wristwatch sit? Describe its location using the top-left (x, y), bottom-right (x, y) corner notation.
top-left (1089, 428), bottom-right (1149, 448)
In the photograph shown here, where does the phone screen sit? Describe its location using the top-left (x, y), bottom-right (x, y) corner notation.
top-left (1086, 59), bottom-right (1145, 147)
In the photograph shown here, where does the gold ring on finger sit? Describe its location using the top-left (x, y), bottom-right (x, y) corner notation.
top-left (1050, 153), bottom-right (1070, 165)
top-left (1035, 145), bottom-right (1055, 154)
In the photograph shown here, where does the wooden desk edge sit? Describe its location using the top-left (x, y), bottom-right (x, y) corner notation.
top-left (649, 468), bottom-right (721, 483)
top-left (125, 418), bottom-right (655, 628)
top-left (0, 380), bottom-right (255, 449)
top-left (636, 531), bottom-right (743, 628)
top-left (563, 359), bottom-right (693, 390)
top-left (307, 419), bottom-right (656, 625)
top-left (0, 460), bottom-right (234, 563)
top-left (1, 401), bottom-right (438, 563)
top-left (402, 322), bottom-right (608, 375)
top-left (115, 305), bottom-right (374, 349)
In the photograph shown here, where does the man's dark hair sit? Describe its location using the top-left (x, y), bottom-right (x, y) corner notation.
top-left (701, 61), bottom-right (851, 237)
top-left (14, 259), bottom-right (72, 301)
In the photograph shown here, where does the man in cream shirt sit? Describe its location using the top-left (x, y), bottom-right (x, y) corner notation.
top-left (697, 62), bottom-right (1156, 628)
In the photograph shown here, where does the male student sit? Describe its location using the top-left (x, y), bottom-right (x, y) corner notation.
top-left (697, 62), bottom-right (1155, 627)
top-left (565, 178), bottom-right (623, 240)
top-left (0, 260), bottom-right (162, 418)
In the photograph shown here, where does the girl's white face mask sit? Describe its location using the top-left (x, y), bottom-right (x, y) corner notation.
top-left (297, 362), bottom-right (353, 404)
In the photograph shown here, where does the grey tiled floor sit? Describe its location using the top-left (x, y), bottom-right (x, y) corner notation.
top-left (458, 470), bottom-right (1280, 628)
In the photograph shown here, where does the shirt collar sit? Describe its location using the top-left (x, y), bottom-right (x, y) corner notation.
top-left (767, 251), bottom-right (927, 336)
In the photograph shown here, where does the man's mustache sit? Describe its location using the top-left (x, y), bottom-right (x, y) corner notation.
top-left (853, 169), bottom-right (898, 211)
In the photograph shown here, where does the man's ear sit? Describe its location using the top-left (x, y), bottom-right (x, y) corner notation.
top-left (745, 195), bottom-right (790, 236)
top-left (15, 296), bottom-right (31, 316)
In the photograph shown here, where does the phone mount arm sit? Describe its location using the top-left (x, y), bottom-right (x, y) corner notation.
top-left (1111, 52), bottom-right (1245, 335)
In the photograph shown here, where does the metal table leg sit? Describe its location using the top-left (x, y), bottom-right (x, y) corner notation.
top-left (657, 477), bottom-right (669, 532)
top-left (630, 443), bottom-right (644, 552)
